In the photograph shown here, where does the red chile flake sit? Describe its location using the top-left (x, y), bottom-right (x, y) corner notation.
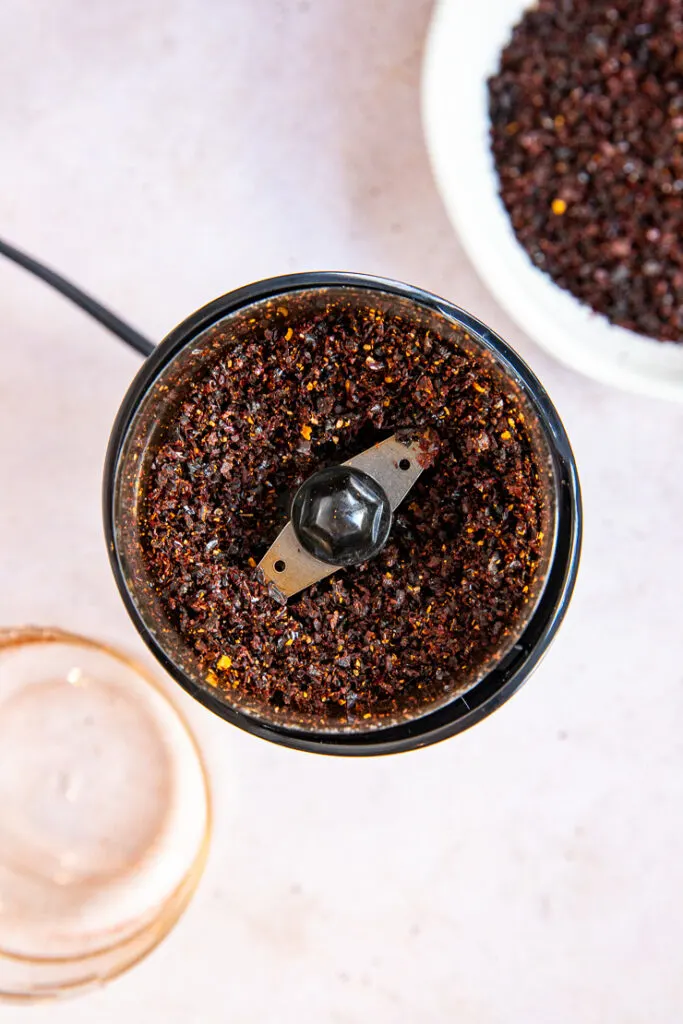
top-left (137, 292), bottom-right (549, 731)
top-left (488, 0), bottom-right (683, 342)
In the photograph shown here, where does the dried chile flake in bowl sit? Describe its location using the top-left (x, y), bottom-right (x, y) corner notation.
top-left (488, 0), bottom-right (683, 343)
top-left (109, 282), bottom-right (568, 743)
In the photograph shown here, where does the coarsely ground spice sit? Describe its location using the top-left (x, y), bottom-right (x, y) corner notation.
top-left (136, 291), bottom-right (549, 730)
top-left (489, 0), bottom-right (683, 343)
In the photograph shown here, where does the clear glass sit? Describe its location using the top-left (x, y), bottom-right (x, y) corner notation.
top-left (0, 628), bottom-right (211, 1001)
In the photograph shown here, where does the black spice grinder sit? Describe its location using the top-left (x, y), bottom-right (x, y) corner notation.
top-left (104, 272), bottom-right (581, 755)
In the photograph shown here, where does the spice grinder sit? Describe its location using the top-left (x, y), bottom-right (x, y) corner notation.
top-left (104, 272), bottom-right (581, 755)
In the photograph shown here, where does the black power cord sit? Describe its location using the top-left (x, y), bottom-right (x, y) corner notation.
top-left (0, 235), bottom-right (155, 358)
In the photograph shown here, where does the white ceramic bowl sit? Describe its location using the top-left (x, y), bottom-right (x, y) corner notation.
top-left (422, 0), bottom-right (683, 401)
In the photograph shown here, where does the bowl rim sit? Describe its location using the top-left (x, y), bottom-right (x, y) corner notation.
top-left (103, 271), bottom-right (582, 756)
top-left (0, 627), bottom-right (212, 999)
top-left (421, 0), bottom-right (683, 402)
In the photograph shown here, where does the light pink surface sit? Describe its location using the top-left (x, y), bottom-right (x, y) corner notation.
top-left (1, 1), bottom-right (683, 1021)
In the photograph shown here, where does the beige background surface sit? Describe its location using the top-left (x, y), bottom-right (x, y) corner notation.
top-left (1, 1), bottom-right (683, 1021)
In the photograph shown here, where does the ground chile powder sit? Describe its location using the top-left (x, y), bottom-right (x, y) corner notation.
top-left (135, 290), bottom-right (550, 731)
top-left (488, 0), bottom-right (683, 342)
